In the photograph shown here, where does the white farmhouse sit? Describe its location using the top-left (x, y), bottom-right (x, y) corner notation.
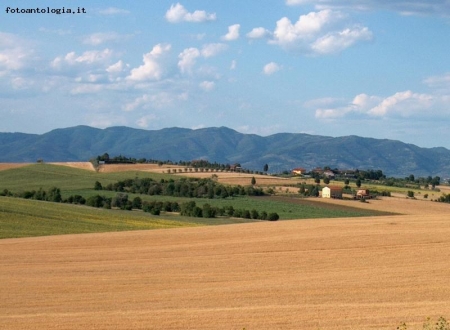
top-left (322, 186), bottom-right (343, 199)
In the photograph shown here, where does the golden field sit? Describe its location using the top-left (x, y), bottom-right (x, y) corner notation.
top-left (1, 197), bottom-right (450, 330)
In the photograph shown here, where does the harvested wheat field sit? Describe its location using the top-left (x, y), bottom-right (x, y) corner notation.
top-left (1, 198), bottom-right (450, 330)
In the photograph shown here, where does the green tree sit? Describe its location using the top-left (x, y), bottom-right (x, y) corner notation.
top-left (356, 179), bottom-right (362, 188)
top-left (324, 177), bottom-right (330, 184)
top-left (94, 181), bottom-right (103, 190)
top-left (407, 190), bottom-right (415, 198)
top-left (132, 196), bottom-right (142, 209)
top-left (47, 187), bottom-right (62, 202)
top-left (315, 177), bottom-right (320, 184)
top-left (251, 177), bottom-right (256, 185)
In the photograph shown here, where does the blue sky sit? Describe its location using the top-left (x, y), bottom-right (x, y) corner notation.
top-left (1, 1), bottom-right (450, 148)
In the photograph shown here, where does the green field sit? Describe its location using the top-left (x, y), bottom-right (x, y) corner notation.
top-left (0, 197), bottom-right (204, 239)
top-left (0, 164), bottom-right (394, 239)
top-left (0, 164), bottom-right (173, 197)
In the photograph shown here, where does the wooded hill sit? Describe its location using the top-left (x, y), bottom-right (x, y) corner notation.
top-left (1, 125), bottom-right (449, 177)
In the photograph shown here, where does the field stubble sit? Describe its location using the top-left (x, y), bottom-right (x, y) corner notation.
top-left (1, 198), bottom-right (450, 329)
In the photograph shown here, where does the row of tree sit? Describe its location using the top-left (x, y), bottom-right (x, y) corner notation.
top-left (95, 153), bottom-right (248, 171)
top-left (96, 177), bottom-right (265, 198)
top-left (0, 188), bottom-right (279, 221)
top-left (179, 201), bottom-right (279, 220)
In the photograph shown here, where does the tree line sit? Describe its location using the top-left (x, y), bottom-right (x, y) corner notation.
top-left (95, 177), bottom-right (265, 198)
top-left (0, 188), bottom-right (279, 221)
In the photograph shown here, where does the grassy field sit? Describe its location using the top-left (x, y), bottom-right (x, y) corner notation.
top-left (0, 164), bottom-right (393, 237)
top-left (0, 197), bottom-right (204, 239)
top-left (0, 163), bottom-right (172, 196)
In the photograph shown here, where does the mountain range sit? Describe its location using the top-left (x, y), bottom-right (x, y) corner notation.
top-left (0, 125), bottom-right (449, 177)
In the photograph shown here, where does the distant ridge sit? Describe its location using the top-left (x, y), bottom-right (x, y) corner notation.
top-left (0, 125), bottom-right (449, 177)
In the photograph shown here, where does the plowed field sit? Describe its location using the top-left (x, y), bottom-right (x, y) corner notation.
top-left (1, 198), bottom-right (450, 329)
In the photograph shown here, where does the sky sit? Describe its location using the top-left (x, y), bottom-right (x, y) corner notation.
top-left (1, 0), bottom-right (450, 149)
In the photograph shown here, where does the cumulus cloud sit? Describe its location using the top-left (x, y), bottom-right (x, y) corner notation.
top-left (165, 3), bottom-right (216, 23)
top-left (246, 27), bottom-right (271, 39)
top-left (83, 32), bottom-right (132, 45)
top-left (368, 91), bottom-right (433, 117)
top-left (268, 9), bottom-right (372, 54)
top-left (106, 60), bottom-right (127, 74)
top-left (222, 24), bottom-right (241, 41)
top-left (178, 47), bottom-right (200, 74)
top-left (201, 43), bottom-right (228, 58)
top-left (424, 73), bottom-right (450, 90)
top-left (285, 0), bottom-right (450, 16)
top-left (0, 32), bottom-right (33, 72)
top-left (51, 49), bottom-right (113, 69)
top-left (263, 62), bottom-right (281, 75)
top-left (98, 7), bottom-right (130, 15)
top-left (311, 26), bottom-right (373, 54)
top-left (123, 92), bottom-right (187, 112)
top-left (178, 44), bottom-right (227, 74)
top-left (127, 44), bottom-right (171, 81)
top-left (314, 91), bottom-right (438, 119)
top-left (199, 80), bottom-right (215, 91)
top-left (136, 114), bottom-right (158, 128)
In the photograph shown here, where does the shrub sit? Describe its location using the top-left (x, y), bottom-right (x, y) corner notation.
top-left (267, 212), bottom-right (279, 221)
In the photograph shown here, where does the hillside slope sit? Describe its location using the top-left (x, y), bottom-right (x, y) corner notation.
top-left (1, 125), bottom-right (449, 177)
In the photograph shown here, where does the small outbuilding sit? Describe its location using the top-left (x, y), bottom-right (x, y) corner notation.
top-left (356, 189), bottom-right (370, 199)
top-left (322, 186), bottom-right (343, 199)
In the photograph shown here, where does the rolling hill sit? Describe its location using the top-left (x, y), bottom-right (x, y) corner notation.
top-left (1, 125), bottom-right (449, 177)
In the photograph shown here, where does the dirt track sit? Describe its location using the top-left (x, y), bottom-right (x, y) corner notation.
top-left (1, 198), bottom-right (450, 329)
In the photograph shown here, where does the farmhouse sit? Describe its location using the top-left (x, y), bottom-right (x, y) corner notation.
top-left (292, 167), bottom-right (307, 175)
top-left (323, 170), bottom-right (335, 179)
top-left (322, 186), bottom-right (343, 199)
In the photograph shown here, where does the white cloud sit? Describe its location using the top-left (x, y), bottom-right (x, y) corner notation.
top-left (0, 32), bottom-right (33, 72)
top-left (177, 44), bottom-right (226, 74)
top-left (127, 43), bottom-right (171, 81)
top-left (311, 26), bottom-right (373, 54)
top-left (201, 43), bottom-right (228, 58)
top-left (199, 80), bottom-right (215, 91)
top-left (136, 114), bottom-right (158, 128)
top-left (83, 32), bottom-right (131, 45)
top-left (263, 62), bottom-right (281, 75)
top-left (106, 60), bottom-right (126, 74)
top-left (424, 73), bottom-right (450, 90)
top-left (123, 92), bottom-right (187, 112)
top-left (52, 49), bottom-right (113, 68)
top-left (230, 60), bottom-right (237, 70)
top-left (285, 0), bottom-right (450, 16)
top-left (165, 3), bottom-right (216, 23)
top-left (368, 91), bottom-right (433, 117)
top-left (246, 27), bottom-right (271, 39)
top-left (222, 24), bottom-right (241, 41)
top-left (70, 84), bottom-right (104, 95)
top-left (269, 10), bottom-right (372, 54)
top-left (315, 91), bottom-right (438, 119)
top-left (99, 7), bottom-right (130, 15)
top-left (178, 47), bottom-right (200, 74)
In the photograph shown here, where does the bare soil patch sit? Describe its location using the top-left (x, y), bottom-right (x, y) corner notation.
top-left (1, 211), bottom-right (450, 330)
top-left (0, 163), bottom-right (30, 171)
top-left (49, 162), bottom-right (95, 171)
